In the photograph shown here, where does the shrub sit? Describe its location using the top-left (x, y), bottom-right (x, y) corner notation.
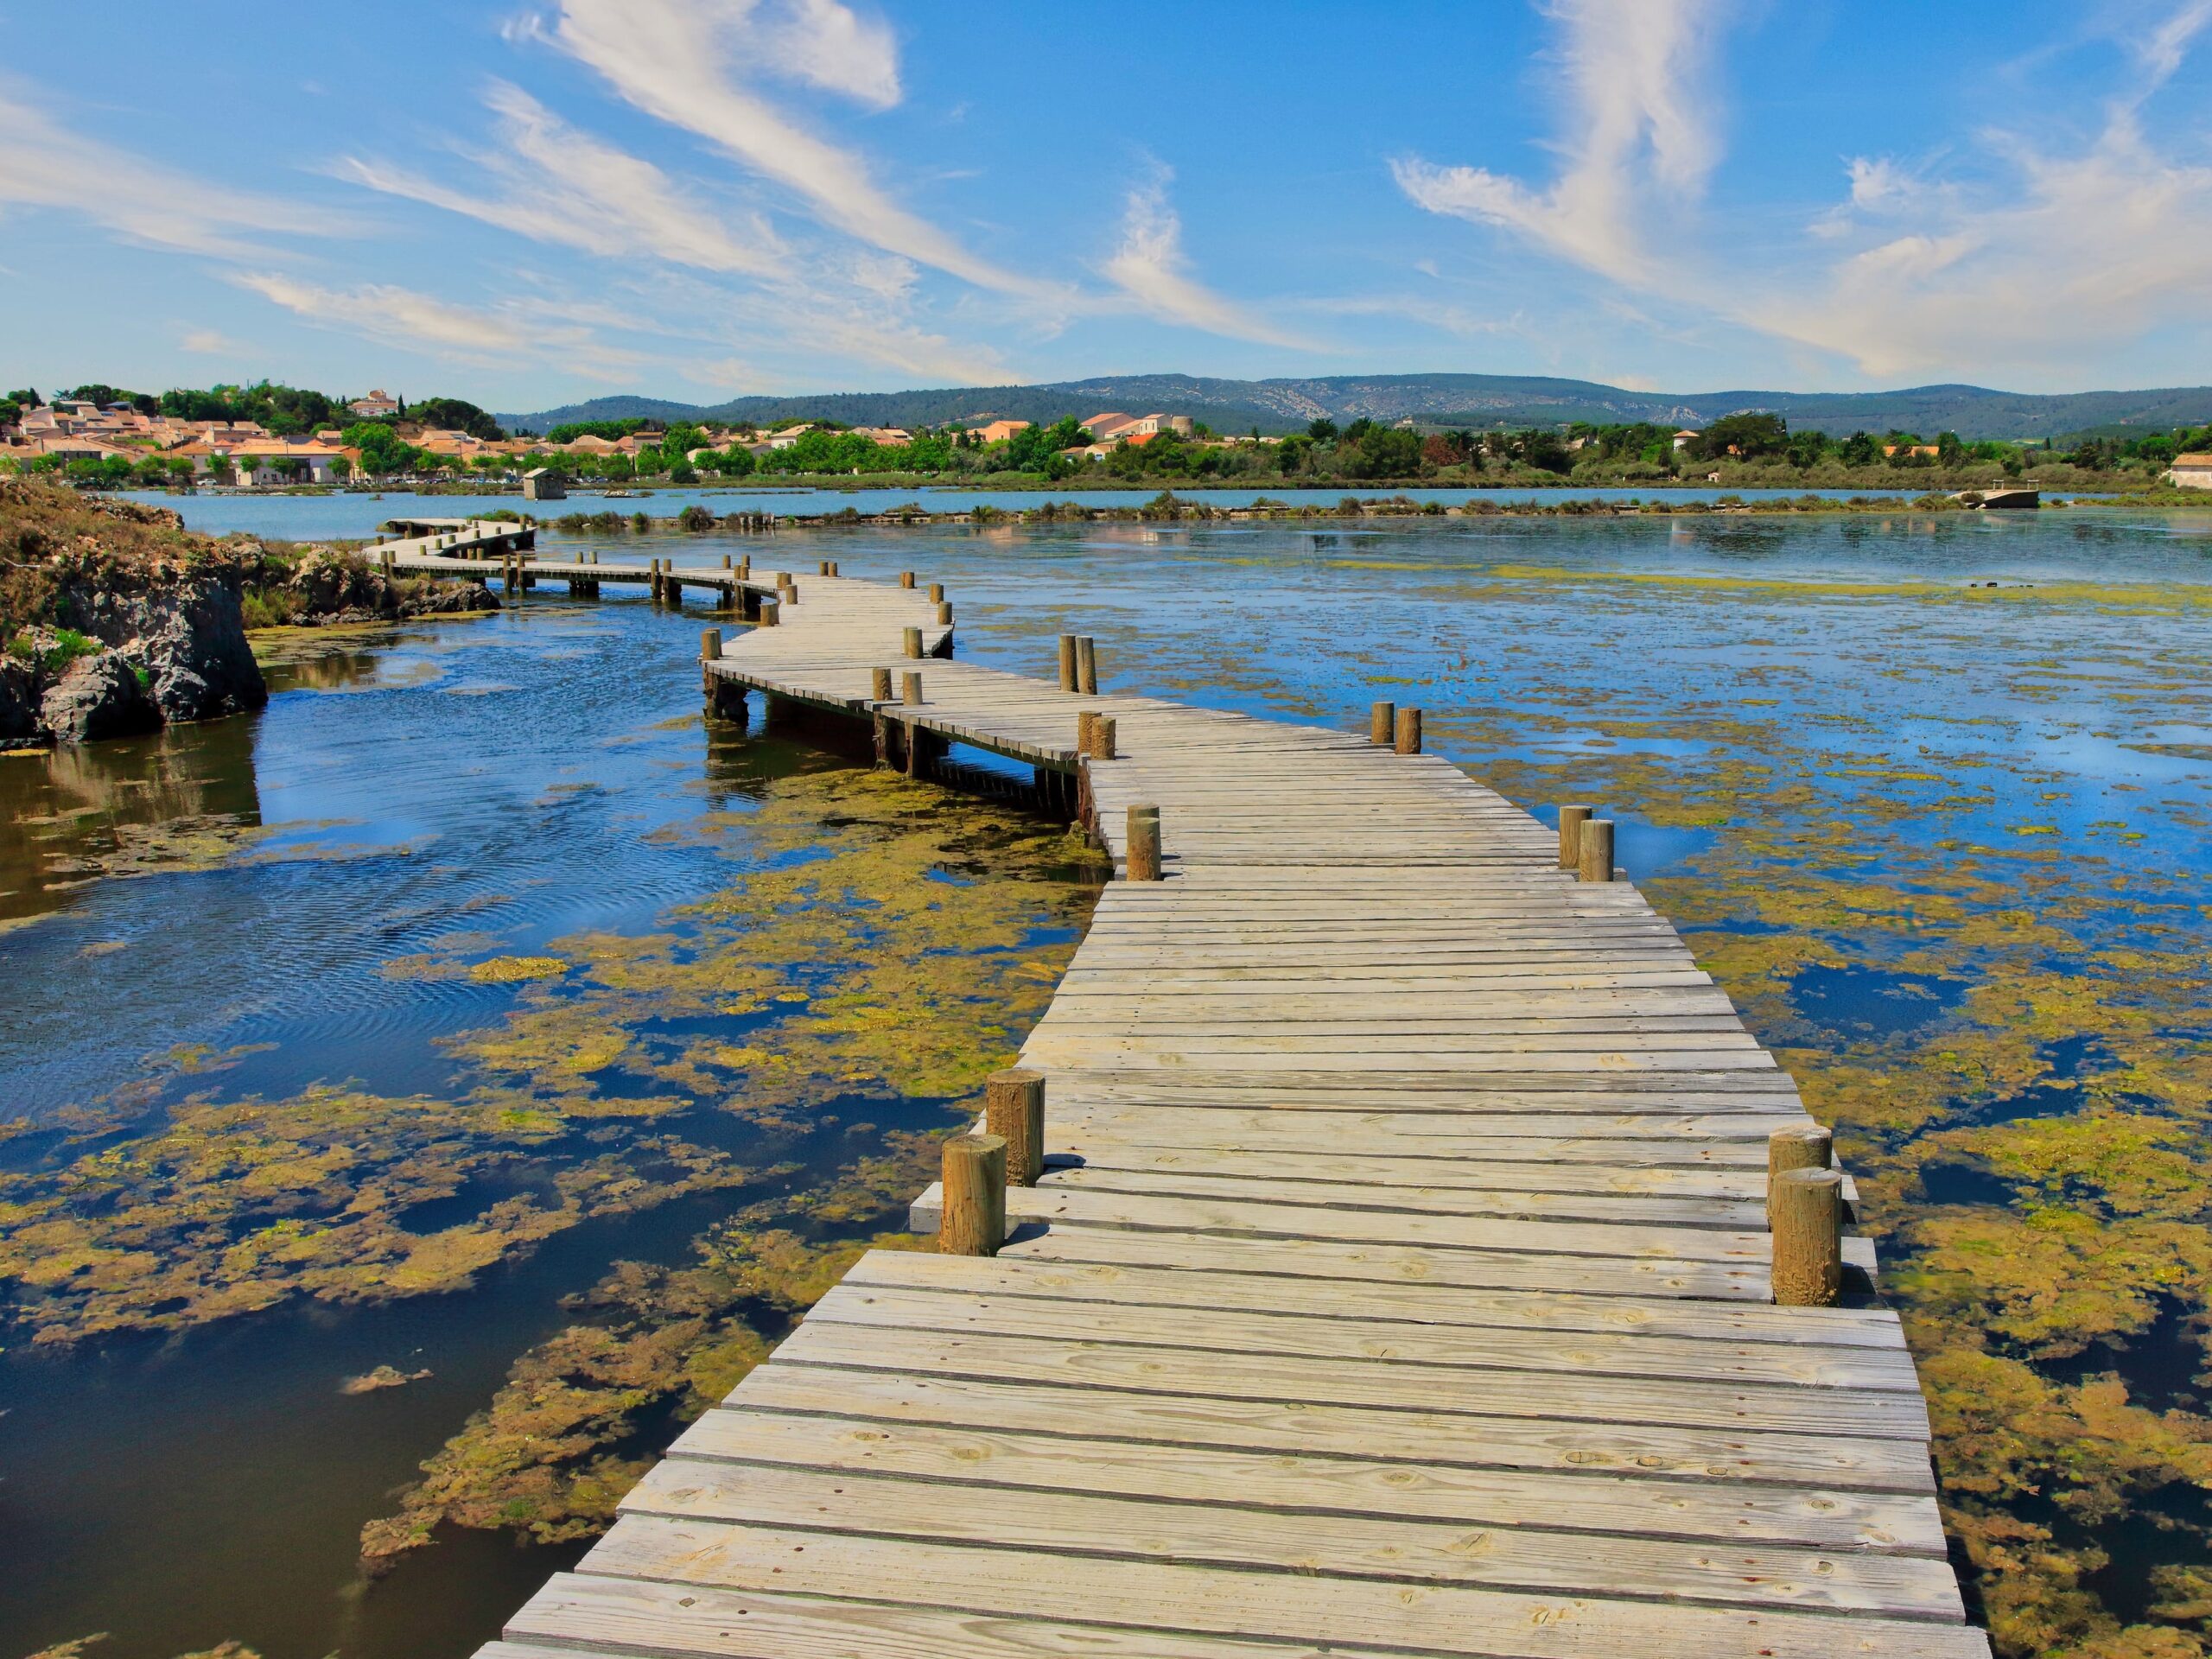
top-left (629, 512), bottom-right (650, 533)
top-left (677, 505), bottom-right (715, 532)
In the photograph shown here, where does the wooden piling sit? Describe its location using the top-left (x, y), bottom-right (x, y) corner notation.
top-left (1090, 715), bottom-right (1116, 760)
top-left (1768, 1124), bottom-right (1834, 1223)
top-left (1075, 636), bottom-right (1098, 695)
top-left (1771, 1166), bottom-right (1845, 1306)
top-left (937, 601), bottom-right (954, 625)
top-left (904, 626), bottom-right (924, 658)
top-left (1058, 635), bottom-right (1078, 692)
top-left (928, 582), bottom-right (944, 604)
top-left (899, 570), bottom-right (916, 588)
top-left (937, 1134), bottom-right (1007, 1256)
top-left (902, 671), bottom-right (924, 706)
top-left (1578, 818), bottom-right (1615, 883)
top-left (1128, 804), bottom-right (1162, 880)
top-left (1395, 707), bottom-right (1422, 754)
top-left (872, 666), bottom-right (894, 702)
top-left (1370, 701), bottom-right (1395, 745)
top-left (819, 560), bottom-right (832, 576)
top-left (758, 599), bottom-right (779, 627)
top-left (1557, 804), bottom-right (1594, 870)
top-left (722, 554), bottom-right (733, 569)
top-left (700, 629), bottom-right (722, 660)
top-left (984, 1068), bottom-right (1046, 1186)
top-left (1076, 711), bottom-right (1097, 754)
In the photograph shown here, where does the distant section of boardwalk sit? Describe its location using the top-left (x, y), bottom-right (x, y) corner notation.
top-left (477, 558), bottom-right (1988, 1659)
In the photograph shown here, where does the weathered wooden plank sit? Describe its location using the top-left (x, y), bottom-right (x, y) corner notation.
top-left (580, 1516), bottom-right (1992, 1659)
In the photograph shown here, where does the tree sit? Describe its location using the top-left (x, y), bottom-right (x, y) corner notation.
top-left (1841, 430), bottom-right (1879, 467)
top-left (408, 397), bottom-right (505, 441)
top-left (1696, 411), bottom-right (1788, 460)
top-left (1936, 431), bottom-right (1964, 466)
top-left (710, 445), bottom-right (757, 478)
top-left (1306, 418), bottom-right (1338, 442)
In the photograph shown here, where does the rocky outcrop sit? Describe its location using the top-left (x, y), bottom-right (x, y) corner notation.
top-left (266, 548), bottom-right (500, 626)
top-left (0, 657), bottom-right (37, 745)
top-left (68, 574), bottom-right (265, 724)
top-left (39, 648), bottom-right (159, 743)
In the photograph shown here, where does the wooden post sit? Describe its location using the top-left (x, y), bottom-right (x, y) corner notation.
top-left (1370, 701), bottom-right (1395, 745)
top-left (819, 559), bottom-right (832, 576)
top-left (900, 570), bottom-right (916, 588)
top-left (985, 1068), bottom-right (1046, 1186)
top-left (1768, 1125), bottom-right (1834, 1223)
top-left (739, 556), bottom-right (750, 577)
top-left (937, 601), bottom-right (954, 625)
top-left (1578, 818), bottom-right (1615, 883)
top-left (1077, 711), bottom-right (1097, 754)
top-left (1076, 636), bottom-right (1098, 695)
top-left (723, 554), bottom-right (733, 569)
top-left (1771, 1167), bottom-right (1844, 1306)
top-left (1091, 715), bottom-right (1116, 760)
top-left (928, 582), bottom-right (944, 604)
top-left (904, 626), bottom-right (924, 658)
top-left (938, 1134), bottom-right (1007, 1256)
top-left (758, 599), bottom-right (779, 627)
top-left (1127, 804), bottom-right (1162, 880)
top-left (1557, 804), bottom-right (1594, 870)
top-left (1058, 635), bottom-right (1078, 692)
top-left (700, 629), bottom-right (722, 660)
top-left (1395, 707), bottom-right (1422, 755)
top-left (902, 671), bottom-right (924, 705)
top-left (872, 666), bottom-right (894, 701)
top-left (830, 561), bottom-right (840, 577)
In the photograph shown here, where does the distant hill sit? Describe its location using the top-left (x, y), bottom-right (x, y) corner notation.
top-left (499, 374), bottom-right (2212, 442)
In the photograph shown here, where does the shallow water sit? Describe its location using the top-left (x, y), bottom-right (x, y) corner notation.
top-left (8, 503), bottom-right (2212, 1657)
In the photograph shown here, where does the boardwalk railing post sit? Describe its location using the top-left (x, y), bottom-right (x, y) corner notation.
top-left (902, 671), bottom-right (924, 706)
top-left (1058, 635), bottom-right (1078, 692)
top-left (1772, 1167), bottom-right (1845, 1306)
top-left (1076, 636), bottom-right (1098, 695)
top-left (985, 1068), bottom-right (1046, 1186)
top-left (938, 1133), bottom-right (1007, 1256)
top-left (723, 554), bottom-right (733, 569)
top-left (1127, 804), bottom-right (1161, 880)
top-left (1577, 818), bottom-right (1615, 883)
top-left (937, 600), bottom-right (954, 625)
top-left (1076, 711), bottom-right (1097, 755)
top-left (1557, 804), bottom-right (1594, 870)
top-left (928, 582), bottom-right (944, 605)
top-left (904, 626), bottom-right (924, 659)
top-left (1370, 701), bottom-right (1395, 745)
top-left (819, 559), bottom-right (832, 576)
top-left (700, 629), bottom-right (722, 660)
top-left (900, 570), bottom-right (916, 589)
top-left (872, 666), bottom-right (894, 702)
top-left (758, 598), bottom-right (779, 627)
top-left (1395, 707), bottom-right (1422, 755)
top-left (1090, 715), bottom-right (1116, 760)
top-left (1768, 1124), bottom-right (1834, 1224)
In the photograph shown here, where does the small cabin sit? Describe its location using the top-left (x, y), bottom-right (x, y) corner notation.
top-left (2168, 453), bottom-right (2212, 491)
top-left (522, 467), bottom-right (567, 500)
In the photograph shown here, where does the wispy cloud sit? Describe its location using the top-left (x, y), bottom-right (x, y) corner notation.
top-left (0, 84), bottom-right (359, 257)
top-left (1103, 171), bottom-right (1317, 349)
top-left (181, 327), bottom-right (251, 355)
top-left (543, 0), bottom-right (1057, 300)
top-left (335, 81), bottom-right (785, 277)
top-left (1392, 0), bottom-right (1719, 285)
top-left (232, 272), bottom-right (645, 377)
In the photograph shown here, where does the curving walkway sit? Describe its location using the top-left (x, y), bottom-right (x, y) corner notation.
top-left (476, 564), bottom-right (1986, 1659)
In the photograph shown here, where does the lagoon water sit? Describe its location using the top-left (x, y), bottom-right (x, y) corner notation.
top-left (6, 501), bottom-right (2212, 1656)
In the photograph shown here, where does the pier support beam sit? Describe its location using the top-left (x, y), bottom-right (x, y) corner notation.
top-left (1771, 1167), bottom-right (1845, 1306)
top-left (938, 1134), bottom-right (1007, 1256)
top-left (985, 1068), bottom-right (1046, 1186)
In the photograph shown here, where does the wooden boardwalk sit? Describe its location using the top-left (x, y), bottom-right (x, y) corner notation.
top-left (478, 563), bottom-right (1986, 1659)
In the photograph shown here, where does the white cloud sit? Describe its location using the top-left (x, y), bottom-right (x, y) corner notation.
top-left (547, 0), bottom-right (1054, 299)
top-left (231, 272), bottom-right (645, 378)
top-left (181, 327), bottom-right (251, 355)
top-left (0, 85), bottom-right (358, 257)
top-left (336, 81), bottom-right (785, 277)
top-left (1392, 0), bottom-right (1720, 285)
top-left (1103, 173), bottom-right (1316, 349)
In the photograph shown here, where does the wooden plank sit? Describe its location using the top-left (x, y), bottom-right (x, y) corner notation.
top-left (621, 1459), bottom-right (1967, 1618)
top-left (579, 1516), bottom-right (1992, 1659)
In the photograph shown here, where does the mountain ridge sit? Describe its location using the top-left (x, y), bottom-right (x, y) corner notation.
top-left (497, 372), bottom-right (2212, 442)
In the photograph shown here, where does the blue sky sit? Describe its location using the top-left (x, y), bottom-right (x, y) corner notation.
top-left (3, 1), bottom-right (2209, 410)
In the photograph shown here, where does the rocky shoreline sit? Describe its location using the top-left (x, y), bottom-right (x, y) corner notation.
top-left (2, 479), bottom-right (497, 747)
